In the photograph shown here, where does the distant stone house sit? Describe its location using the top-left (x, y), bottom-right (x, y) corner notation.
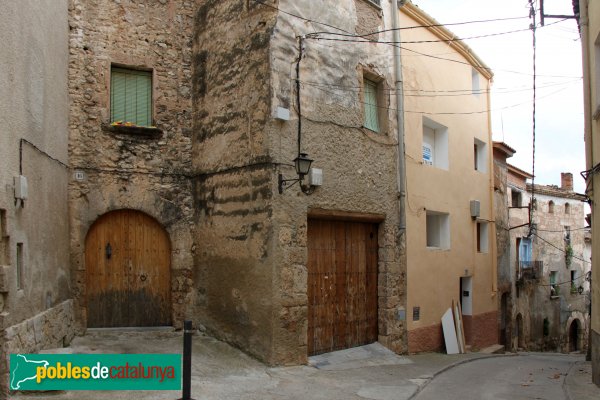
top-left (498, 156), bottom-right (589, 352)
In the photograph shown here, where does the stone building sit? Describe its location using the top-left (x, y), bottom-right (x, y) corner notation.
top-left (68, 0), bottom-right (408, 365)
top-left (493, 142), bottom-right (517, 349)
top-left (2, 2), bottom-right (501, 392)
top-left (67, 0), bottom-right (499, 362)
top-left (505, 167), bottom-right (589, 353)
top-left (0, 0), bottom-right (75, 394)
top-left (578, 0), bottom-right (600, 385)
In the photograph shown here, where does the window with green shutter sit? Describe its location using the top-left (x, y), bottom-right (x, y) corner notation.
top-left (110, 67), bottom-right (152, 127)
top-left (363, 78), bottom-right (380, 133)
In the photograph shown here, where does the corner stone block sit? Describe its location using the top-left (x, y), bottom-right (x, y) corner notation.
top-left (0, 266), bottom-right (10, 292)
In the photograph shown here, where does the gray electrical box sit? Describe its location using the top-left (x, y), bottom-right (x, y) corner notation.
top-left (470, 200), bottom-right (480, 219)
top-left (14, 175), bottom-right (28, 200)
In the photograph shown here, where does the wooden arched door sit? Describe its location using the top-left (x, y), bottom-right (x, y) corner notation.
top-left (85, 209), bottom-right (171, 327)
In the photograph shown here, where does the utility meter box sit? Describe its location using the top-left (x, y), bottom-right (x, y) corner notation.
top-left (309, 168), bottom-right (323, 186)
top-left (470, 200), bottom-right (480, 219)
top-left (14, 175), bottom-right (28, 200)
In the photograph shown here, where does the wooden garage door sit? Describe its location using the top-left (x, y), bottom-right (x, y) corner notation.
top-left (85, 209), bottom-right (171, 327)
top-left (307, 219), bottom-right (378, 355)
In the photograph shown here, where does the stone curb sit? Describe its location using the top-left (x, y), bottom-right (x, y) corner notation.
top-left (407, 353), bottom-right (519, 400)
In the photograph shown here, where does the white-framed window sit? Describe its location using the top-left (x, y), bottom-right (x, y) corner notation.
top-left (422, 117), bottom-right (449, 170)
top-left (426, 211), bottom-right (450, 249)
top-left (474, 138), bottom-right (487, 172)
top-left (472, 68), bottom-right (480, 96)
top-left (477, 221), bottom-right (489, 253)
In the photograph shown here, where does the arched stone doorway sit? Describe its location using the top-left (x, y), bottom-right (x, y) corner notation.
top-left (569, 319), bottom-right (580, 352)
top-left (85, 209), bottom-right (172, 327)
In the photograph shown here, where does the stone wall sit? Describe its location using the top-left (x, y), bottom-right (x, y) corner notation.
top-left (1, 301), bottom-right (75, 394)
top-left (192, 0), bottom-right (406, 365)
top-left (68, 0), bottom-right (196, 329)
top-left (191, 0), bottom-right (279, 362)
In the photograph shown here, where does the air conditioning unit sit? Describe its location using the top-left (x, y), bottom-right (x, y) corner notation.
top-left (470, 200), bottom-right (480, 219)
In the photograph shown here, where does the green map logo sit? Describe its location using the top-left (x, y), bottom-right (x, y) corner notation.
top-left (9, 354), bottom-right (181, 391)
top-left (10, 354), bottom-right (49, 390)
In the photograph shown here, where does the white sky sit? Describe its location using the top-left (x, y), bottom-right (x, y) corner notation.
top-left (412, 0), bottom-right (585, 193)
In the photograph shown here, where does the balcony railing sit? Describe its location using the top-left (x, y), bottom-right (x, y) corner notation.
top-left (517, 260), bottom-right (543, 281)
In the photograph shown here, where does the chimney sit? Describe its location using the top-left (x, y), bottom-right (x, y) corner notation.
top-left (561, 172), bottom-right (573, 191)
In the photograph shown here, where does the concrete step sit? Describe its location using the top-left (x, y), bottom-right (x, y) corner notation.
top-left (479, 344), bottom-right (505, 354)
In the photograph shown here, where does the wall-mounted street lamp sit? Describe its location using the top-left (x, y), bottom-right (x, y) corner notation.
top-left (278, 153), bottom-right (314, 195)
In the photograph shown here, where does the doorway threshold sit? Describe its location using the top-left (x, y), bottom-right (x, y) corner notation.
top-left (308, 342), bottom-right (412, 371)
top-left (86, 326), bottom-right (175, 333)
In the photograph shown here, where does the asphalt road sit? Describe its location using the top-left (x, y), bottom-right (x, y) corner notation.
top-left (415, 353), bottom-right (581, 400)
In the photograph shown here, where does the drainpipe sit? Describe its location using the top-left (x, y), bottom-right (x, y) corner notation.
top-left (392, 0), bottom-right (406, 231)
top-left (579, 0), bottom-right (593, 362)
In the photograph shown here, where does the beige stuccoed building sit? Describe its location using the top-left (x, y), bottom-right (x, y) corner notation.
top-left (578, 0), bottom-right (600, 386)
top-left (399, 5), bottom-right (498, 352)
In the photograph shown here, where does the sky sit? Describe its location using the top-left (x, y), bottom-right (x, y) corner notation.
top-left (412, 0), bottom-right (585, 193)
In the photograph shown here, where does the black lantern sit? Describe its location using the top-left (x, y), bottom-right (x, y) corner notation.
top-left (278, 153), bottom-right (315, 195)
top-left (294, 153), bottom-right (313, 178)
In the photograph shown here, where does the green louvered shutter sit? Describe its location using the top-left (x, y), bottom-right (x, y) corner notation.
top-left (111, 67), bottom-right (152, 127)
top-left (364, 78), bottom-right (379, 132)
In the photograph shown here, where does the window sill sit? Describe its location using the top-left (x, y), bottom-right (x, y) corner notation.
top-left (426, 246), bottom-right (450, 251)
top-left (102, 123), bottom-right (163, 139)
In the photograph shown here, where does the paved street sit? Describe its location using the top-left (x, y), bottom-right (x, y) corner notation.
top-left (415, 353), bottom-right (583, 400)
top-left (9, 330), bottom-right (599, 400)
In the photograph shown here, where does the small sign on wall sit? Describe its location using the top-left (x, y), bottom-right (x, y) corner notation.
top-left (422, 144), bottom-right (433, 165)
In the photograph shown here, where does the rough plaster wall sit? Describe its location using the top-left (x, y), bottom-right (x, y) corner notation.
top-left (354, 0), bottom-right (382, 40)
top-left (269, 0), bottom-right (406, 363)
top-left (493, 155), bottom-right (513, 348)
top-left (68, 0), bottom-right (196, 330)
top-left (192, 0), bottom-right (279, 362)
top-left (494, 157), bottom-right (511, 287)
top-left (193, 0), bottom-right (405, 364)
top-left (0, 1), bottom-right (71, 395)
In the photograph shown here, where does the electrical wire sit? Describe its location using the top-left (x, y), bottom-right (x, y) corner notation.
top-left (310, 26), bottom-right (535, 44)
top-left (296, 77), bottom-right (580, 96)
top-left (532, 232), bottom-right (591, 264)
top-left (305, 81), bottom-right (574, 115)
top-left (252, 0), bottom-right (529, 34)
top-left (253, 0), bottom-right (580, 79)
top-left (528, 0), bottom-right (538, 237)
